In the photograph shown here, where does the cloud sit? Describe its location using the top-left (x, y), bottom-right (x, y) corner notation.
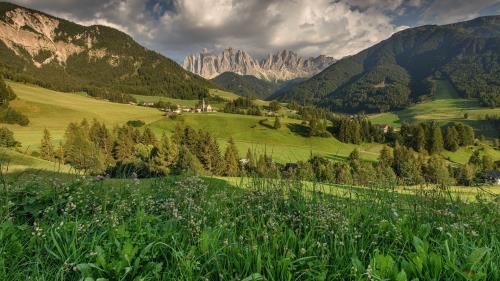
top-left (8, 0), bottom-right (499, 62)
top-left (419, 0), bottom-right (499, 24)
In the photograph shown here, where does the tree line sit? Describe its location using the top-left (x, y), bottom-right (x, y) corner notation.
top-left (223, 97), bottom-right (262, 116)
top-left (1, 119), bottom-right (496, 187)
top-left (37, 119), bottom-right (244, 177)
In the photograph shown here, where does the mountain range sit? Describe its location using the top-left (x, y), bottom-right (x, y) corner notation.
top-left (0, 2), bottom-right (214, 102)
top-left (275, 16), bottom-right (500, 113)
top-left (183, 48), bottom-right (335, 81)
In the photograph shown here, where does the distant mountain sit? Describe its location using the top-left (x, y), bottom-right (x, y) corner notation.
top-left (0, 2), bottom-right (215, 102)
top-left (275, 16), bottom-right (500, 113)
top-left (183, 48), bottom-right (335, 81)
top-left (211, 72), bottom-right (307, 100)
top-left (211, 72), bottom-right (279, 100)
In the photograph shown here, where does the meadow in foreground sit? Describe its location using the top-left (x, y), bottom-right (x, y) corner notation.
top-left (0, 173), bottom-right (498, 280)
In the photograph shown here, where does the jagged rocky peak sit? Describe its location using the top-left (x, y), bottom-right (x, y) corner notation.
top-left (183, 48), bottom-right (336, 81)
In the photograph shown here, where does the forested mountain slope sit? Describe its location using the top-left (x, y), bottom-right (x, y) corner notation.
top-left (0, 2), bottom-right (215, 102)
top-left (275, 16), bottom-right (500, 113)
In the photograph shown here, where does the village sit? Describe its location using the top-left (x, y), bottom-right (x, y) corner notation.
top-left (137, 98), bottom-right (216, 116)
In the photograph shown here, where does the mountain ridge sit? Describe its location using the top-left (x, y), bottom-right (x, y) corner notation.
top-left (183, 48), bottom-right (335, 81)
top-left (274, 15), bottom-right (500, 113)
top-left (0, 1), bottom-right (216, 102)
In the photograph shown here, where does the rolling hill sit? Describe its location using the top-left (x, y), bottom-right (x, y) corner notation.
top-left (276, 16), bottom-right (500, 113)
top-left (4, 81), bottom-right (163, 148)
top-left (0, 2), bottom-right (216, 102)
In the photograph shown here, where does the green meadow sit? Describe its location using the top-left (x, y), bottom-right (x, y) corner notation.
top-left (4, 81), bottom-right (163, 148)
top-left (369, 80), bottom-right (500, 135)
top-left (148, 112), bottom-right (384, 163)
top-left (1, 173), bottom-right (499, 280)
top-left (2, 81), bottom-right (498, 166)
top-left (0, 147), bottom-right (70, 172)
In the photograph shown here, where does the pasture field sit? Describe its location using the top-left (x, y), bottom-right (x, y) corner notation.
top-left (4, 81), bottom-right (164, 148)
top-left (148, 112), bottom-right (384, 163)
top-left (132, 89), bottom-right (238, 109)
top-left (1, 173), bottom-right (498, 280)
top-left (0, 148), bottom-right (70, 173)
top-left (2, 81), bottom-right (497, 167)
top-left (369, 80), bottom-right (500, 136)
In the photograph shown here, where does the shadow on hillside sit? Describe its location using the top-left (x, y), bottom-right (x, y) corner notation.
top-left (287, 123), bottom-right (310, 137)
top-left (258, 119), bottom-right (274, 130)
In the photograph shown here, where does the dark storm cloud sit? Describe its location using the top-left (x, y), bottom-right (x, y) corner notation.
top-left (9, 0), bottom-right (500, 62)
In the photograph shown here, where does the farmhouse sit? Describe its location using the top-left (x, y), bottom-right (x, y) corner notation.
top-left (482, 171), bottom-right (500, 185)
top-left (377, 124), bottom-right (390, 133)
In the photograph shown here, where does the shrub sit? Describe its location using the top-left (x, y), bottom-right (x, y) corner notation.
top-left (126, 120), bottom-right (145, 127)
top-left (0, 127), bottom-right (19, 147)
top-left (0, 107), bottom-right (29, 126)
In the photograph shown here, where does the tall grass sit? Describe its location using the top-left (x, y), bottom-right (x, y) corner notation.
top-left (0, 171), bottom-right (498, 280)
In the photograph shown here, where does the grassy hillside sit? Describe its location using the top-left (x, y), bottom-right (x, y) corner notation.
top-left (148, 112), bottom-right (384, 163)
top-left (3, 81), bottom-right (497, 167)
top-left (0, 147), bottom-right (70, 172)
top-left (277, 16), bottom-right (500, 113)
top-left (5, 81), bottom-right (163, 148)
top-left (369, 80), bottom-right (500, 135)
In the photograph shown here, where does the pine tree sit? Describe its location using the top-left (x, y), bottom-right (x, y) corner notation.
top-left (89, 120), bottom-right (114, 166)
top-left (273, 116), bottom-right (281, 129)
top-left (424, 155), bottom-right (452, 185)
top-left (351, 121), bottom-right (361, 144)
top-left (176, 145), bottom-right (203, 175)
top-left (429, 123), bottom-right (444, 154)
top-left (151, 134), bottom-right (179, 175)
top-left (392, 145), bottom-right (423, 185)
top-left (414, 125), bottom-right (427, 152)
top-left (40, 128), bottom-right (55, 161)
top-left (0, 77), bottom-right (16, 107)
top-left (0, 127), bottom-right (19, 147)
top-left (63, 123), bottom-right (104, 173)
top-left (114, 126), bottom-right (136, 163)
top-left (462, 125), bottom-right (475, 146)
top-left (468, 150), bottom-right (481, 166)
top-left (444, 126), bottom-right (459, 151)
top-left (224, 138), bottom-right (240, 176)
top-left (245, 148), bottom-right (256, 172)
top-left (141, 127), bottom-right (157, 145)
top-left (482, 154), bottom-right (494, 170)
top-left (378, 145), bottom-right (393, 168)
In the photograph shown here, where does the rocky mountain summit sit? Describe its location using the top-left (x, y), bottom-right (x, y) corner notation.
top-left (183, 48), bottom-right (335, 81)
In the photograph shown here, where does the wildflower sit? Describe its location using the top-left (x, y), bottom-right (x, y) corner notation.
top-left (300, 248), bottom-right (306, 255)
top-left (96, 175), bottom-right (105, 181)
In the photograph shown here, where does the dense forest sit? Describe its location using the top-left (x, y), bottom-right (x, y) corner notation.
top-left (276, 16), bottom-right (500, 113)
top-left (0, 2), bottom-right (217, 103)
top-left (211, 72), bottom-right (280, 99)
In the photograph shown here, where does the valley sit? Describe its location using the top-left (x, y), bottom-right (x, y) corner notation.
top-left (0, 2), bottom-right (499, 280)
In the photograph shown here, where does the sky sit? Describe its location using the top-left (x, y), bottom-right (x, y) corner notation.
top-left (10, 0), bottom-right (500, 62)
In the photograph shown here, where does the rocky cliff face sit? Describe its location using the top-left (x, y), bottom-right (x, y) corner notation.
top-left (183, 48), bottom-right (336, 81)
top-left (0, 7), bottom-right (105, 68)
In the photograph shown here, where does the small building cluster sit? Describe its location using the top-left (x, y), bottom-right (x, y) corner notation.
top-left (165, 99), bottom-right (215, 116)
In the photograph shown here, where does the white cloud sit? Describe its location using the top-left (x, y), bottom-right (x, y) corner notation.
top-left (150, 0), bottom-right (406, 59)
top-left (8, 0), bottom-right (499, 61)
